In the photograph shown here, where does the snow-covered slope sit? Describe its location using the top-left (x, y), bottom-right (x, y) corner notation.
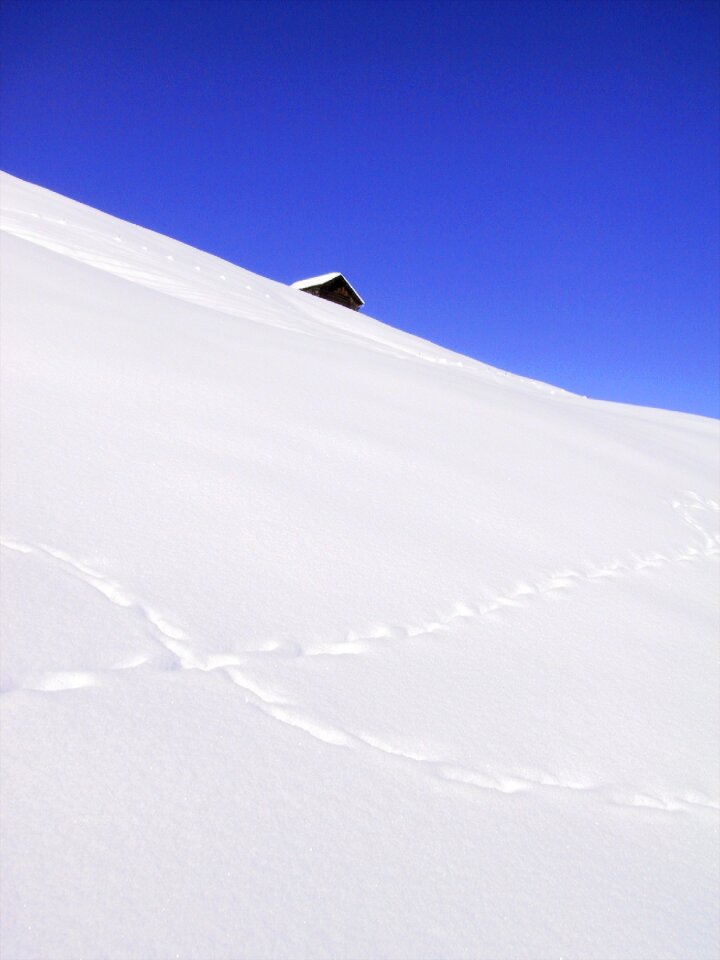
top-left (1, 171), bottom-right (718, 960)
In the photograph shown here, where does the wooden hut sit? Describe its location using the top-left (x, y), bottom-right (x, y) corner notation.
top-left (291, 273), bottom-right (364, 311)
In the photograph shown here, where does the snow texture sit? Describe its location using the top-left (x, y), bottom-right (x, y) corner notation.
top-left (1, 171), bottom-right (718, 960)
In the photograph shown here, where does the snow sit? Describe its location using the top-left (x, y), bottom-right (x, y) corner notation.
top-left (291, 271), bottom-right (346, 287)
top-left (1, 170), bottom-right (718, 960)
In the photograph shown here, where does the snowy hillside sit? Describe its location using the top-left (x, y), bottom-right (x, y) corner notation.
top-left (1, 171), bottom-right (718, 960)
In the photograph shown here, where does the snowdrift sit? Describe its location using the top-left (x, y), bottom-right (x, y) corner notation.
top-left (1, 171), bottom-right (718, 960)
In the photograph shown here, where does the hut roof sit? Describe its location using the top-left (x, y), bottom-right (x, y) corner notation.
top-left (291, 272), bottom-right (364, 306)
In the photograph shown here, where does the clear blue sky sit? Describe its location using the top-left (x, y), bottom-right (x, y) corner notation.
top-left (1, 0), bottom-right (718, 416)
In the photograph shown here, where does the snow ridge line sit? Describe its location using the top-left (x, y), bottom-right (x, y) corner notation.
top-left (0, 214), bottom-right (308, 337)
top-left (0, 210), bottom-right (425, 362)
top-left (0, 205), bottom-right (538, 380)
top-left (2, 527), bottom-right (718, 817)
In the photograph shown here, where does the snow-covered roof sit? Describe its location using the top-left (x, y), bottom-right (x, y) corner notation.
top-left (291, 272), bottom-right (364, 305)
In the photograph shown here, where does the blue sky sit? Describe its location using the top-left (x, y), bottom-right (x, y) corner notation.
top-left (1, 0), bottom-right (718, 416)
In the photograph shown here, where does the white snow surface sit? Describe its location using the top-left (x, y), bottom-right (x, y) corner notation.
top-left (1, 171), bottom-right (718, 960)
top-left (290, 271), bottom-right (346, 287)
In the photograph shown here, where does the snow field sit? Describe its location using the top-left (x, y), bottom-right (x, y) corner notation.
top-left (1, 172), bottom-right (718, 960)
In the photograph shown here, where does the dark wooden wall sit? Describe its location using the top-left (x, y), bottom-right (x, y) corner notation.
top-left (305, 282), bottom-right (360, 311)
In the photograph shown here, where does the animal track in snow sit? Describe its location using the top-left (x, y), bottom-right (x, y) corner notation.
top-left (304, 534), bottom-right (717, 658)
top-left (212, 671), bottom-right (720, 815)
top-left (208, 667), bottom-right (718, 814)
top-left (673, 491), bottom-right (720, 555)
top-left (3, 506), bottom-right (716, 672)
top-left (0, 538), bottom-right (199, 672)
top-left (437, 764), bottom-right (530, 794)
top-left (3, 517), bottom-right (716, 673)
top-left (22, 671), bottom-right (97, 693)
top-left (2, 529), bottom-right (717, 817)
